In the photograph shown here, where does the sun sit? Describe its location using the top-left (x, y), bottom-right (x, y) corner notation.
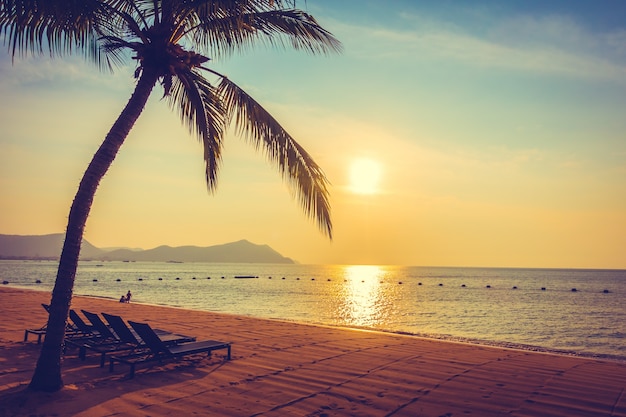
top-left (349, 158), bottom-right (382, 194)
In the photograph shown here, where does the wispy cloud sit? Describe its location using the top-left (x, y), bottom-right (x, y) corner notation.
top-left (0, 52), bottom-right (134, 92)
top-left (332, 13), bottom-right (626, 83)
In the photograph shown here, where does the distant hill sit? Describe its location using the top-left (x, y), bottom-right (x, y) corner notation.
top-left (101, 240), bottom-right (293, 263)
top-left (0, 234), bottom-right (294, 264)
top-left (0, 233), bottom-right (105, 260)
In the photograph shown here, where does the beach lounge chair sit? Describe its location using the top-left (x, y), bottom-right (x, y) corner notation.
top-left (24, 304), bottom-right (87, 343)
top-left (68, 310), bottom-right (97, 335)
top-left (23, 304), bottom-right (53, 343)
top-left (24, 327), bottom-right (47, 343)
top-left (109, 321), bottom-right (231, 378)
top-left (62, 309), bottom-right (114, 348)
top-left (101, 312), bottom-right (196, 346)
top-left (73, 310), bottom-right (140, 366)
top-left (79, 312), bottom-right (197, 367)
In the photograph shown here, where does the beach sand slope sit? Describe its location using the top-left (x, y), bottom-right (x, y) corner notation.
top-left (1, 287), bottom-right (625, 416)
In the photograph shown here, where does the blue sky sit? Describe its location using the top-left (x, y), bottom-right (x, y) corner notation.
top-left (1, 1), bottom-right (625, 268)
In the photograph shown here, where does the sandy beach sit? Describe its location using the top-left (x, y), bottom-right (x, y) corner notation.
top-left (1, 287), bottom-right (625, 416)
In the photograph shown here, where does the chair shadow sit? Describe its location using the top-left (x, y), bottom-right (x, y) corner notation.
top-left (0, 340), bottom-right (228, 417)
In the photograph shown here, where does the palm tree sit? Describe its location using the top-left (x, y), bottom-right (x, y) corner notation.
top-left (0, 0), bottom-right (340, 392)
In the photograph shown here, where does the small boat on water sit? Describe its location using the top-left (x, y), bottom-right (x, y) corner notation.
top-left (234, 275), bottom-right (258, 279)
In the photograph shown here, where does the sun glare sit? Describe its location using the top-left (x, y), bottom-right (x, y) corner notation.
top-left (349, 158), bottom-right (381, 194)
top-left (342, 265), bottom-right (385, 327)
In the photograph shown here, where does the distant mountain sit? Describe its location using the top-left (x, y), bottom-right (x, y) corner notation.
top-left (0, 233), bottom-right (105, 260)
top-left (0, 234), bottom-right (294, 264)
top-left (99, 246), bottom-right (144, 252)
top-left (100, 240), bottom-right (293, 263)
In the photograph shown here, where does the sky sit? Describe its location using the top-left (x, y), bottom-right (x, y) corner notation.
top-left (1, 0), bottom-right (625, 269)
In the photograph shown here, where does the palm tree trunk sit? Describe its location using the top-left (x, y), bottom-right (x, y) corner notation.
top-left (28, 68), bottom-right (159, 392)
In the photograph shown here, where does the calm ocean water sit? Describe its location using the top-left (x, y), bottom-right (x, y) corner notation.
top-left (2, 260), bottom-right (625, 361)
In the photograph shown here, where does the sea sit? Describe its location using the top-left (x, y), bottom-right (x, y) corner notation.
top-left (2, 260), bottom-right (625, 361)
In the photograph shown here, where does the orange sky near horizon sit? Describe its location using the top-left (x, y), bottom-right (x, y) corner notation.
top-left (1, 1), bottom-right (625, 269)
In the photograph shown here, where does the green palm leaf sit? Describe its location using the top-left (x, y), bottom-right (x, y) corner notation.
top-left (0, 0), bottom-right (109, 65)
top-left (217, 75), bottom-right (332, 238)
top-left (167, 69), bottom-right (225, 189)
top-left (189, 2), bottom-right (342, 57)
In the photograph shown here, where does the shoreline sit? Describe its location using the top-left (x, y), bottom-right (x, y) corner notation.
top-left (7, 283), bottom-right (626, 364)
top-left (2, 286), bottom-right (626, 416)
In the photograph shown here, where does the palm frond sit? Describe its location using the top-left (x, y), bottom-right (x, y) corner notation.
top-left (183, 2), bottom-right (342, 58)
top-left (1, 0), bottom-right (337, 239)
top-left (99, 35), bottom-right (140, 68)
top-left (240, 9), bottom-right (343, 54)
top-left (166, 69), bottom-right (226, 190)
top-left (217, 75), bottom-right (332, 238)
top-left (0, 0), bottom-right (110, 65)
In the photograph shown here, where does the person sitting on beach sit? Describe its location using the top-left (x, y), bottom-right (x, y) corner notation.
top-left (126, 290), bottom-right (132, 303)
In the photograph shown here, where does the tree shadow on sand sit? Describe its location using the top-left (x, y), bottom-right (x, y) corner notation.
top-left (0, 341), bottom-right (229, 417)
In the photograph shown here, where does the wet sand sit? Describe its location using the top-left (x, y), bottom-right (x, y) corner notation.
top-left (1, 287), bottom-right (625, 416)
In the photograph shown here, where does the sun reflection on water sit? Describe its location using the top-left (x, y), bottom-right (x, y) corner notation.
top-left (339, 265), bottom-right (390, 327)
